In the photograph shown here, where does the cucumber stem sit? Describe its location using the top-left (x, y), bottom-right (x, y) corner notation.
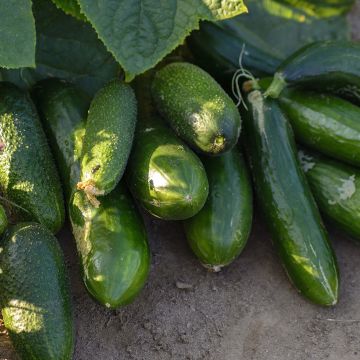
top-left (242, 79), bottom-right (260, 94)
top-left (264, 72), bottom-right (287, 98)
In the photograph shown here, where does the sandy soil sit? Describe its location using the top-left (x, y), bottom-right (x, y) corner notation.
top-left (1, 3), bottom-right (360, 360)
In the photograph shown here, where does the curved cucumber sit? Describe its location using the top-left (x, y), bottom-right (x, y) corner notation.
top-left (243, 90), bottom-right (339, 306)
top-left (78, 80), bottom-right (137, 206)
top-left (184, 148), bottom-right (253, 271)
top-left (126, 117), bottom-right (209, 220)
top-left (0, 223), bottom-right (73, 360)
top-left (70, 185), bottom-right (151, 308)
top-left (0, 82), bottom-right (65, 233)
top-left (33, 78), bottom-right (90, 201)
top-left (299, 147), bottom-right (360, 241)
top-left (266, 41), bottom-right (360, 102)
top-left (0, 204), bottom-right (7, 235)
top-left (152, 62), bottom-right (241, 155)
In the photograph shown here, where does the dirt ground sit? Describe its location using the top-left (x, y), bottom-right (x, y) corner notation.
top-left (2, 3), bottom-right (360, 360)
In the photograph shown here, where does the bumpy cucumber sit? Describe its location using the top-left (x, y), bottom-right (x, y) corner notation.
top-left (70, 185), bottom-right (150, 308)
top-left (126, 117), bottom-right (209, 220)
top-left (244, 90), bottom-right (339, 306)
top-left (0, 204), bottom-right (7, 235)
top-left (33, 78), bottom-right (90, 201)
top-left (299, 147), bottom-right (360, 241)
top-left (0, 82), bottom-right (65, 233)
top-left (78, 79), bottom-right (137, 206)
top-left (152, 62), bottom-right (241, 155)
top-left (0, 223), bottom-right (74, 360)
top-left (265, 41), bottom-right (360, 102)
top-left (183, 148), bottom-right (253, 271)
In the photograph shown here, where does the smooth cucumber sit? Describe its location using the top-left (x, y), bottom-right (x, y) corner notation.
top-left (266, 41), bottom-right (360, 103)
top-left (183, 148), bottom-right (253, 271)
top-left (243, 90), bottom-right (339, 306)
top-left (151, 62), bottom-right (241, 155)
top-left (33, 78), bottom-right (90, 201)
top-left (126, 117), bottom-right (209, 220)
top-left (78, 79), bottom-right (137, 206)
top-left (299, 147), bottom-right (360, 241)
top-left (0, 204), bottom-right (7, 235)
top-left (0, 82), bottom-right (65, 233)
top-left (0, 223), bottom-right (73, 360)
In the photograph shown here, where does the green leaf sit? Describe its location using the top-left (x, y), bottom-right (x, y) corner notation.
top-left (1, 0), bottom-right (120, 96)
top-left (0, 0), bottom-right (36, 68)
top-left (50, 0), bottom-right (87, 21)
top-left (77, 0), bottom-right (248, 81)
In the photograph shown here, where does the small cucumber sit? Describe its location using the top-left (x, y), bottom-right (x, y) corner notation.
top-left (0, 82), bottom-right (65, 233)
top-left (299, 147), bottom-right (360, 241)
top-left (33, 78), bottom-right (90, 201)
top-left (126, 117), bottom-right (209, 220)
top-left (0, 223), bottom-right (74, 360)
top-left (78, 79), bottom-right (137, 207)
top-left (152, 62), bottom-right (241, 155)
top-left (0, 204), bottom-right (7, 235)
top-left (265, 41), bottom-right (360, 102)
top-left (184, 148), bottom-right (253, 271)
top-left (243, 89), bottom-right (339, 306)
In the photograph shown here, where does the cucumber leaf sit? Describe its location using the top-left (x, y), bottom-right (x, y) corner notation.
top-left (50, 0), bottom-right (87, 21)
top-left (0, 0), bottom-right (36, 68)
top-left (77, 0), bottom-right (248, 81)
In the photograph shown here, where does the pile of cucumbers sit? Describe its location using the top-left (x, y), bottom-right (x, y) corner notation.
top-left (1, 33), bottom-right (360, 359)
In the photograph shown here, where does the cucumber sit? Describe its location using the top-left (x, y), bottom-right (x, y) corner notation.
top-left (183, 148), bottom-right (253, 271)
top-left (299, 147), bottom-right (360, 241)
top-left (188, 21), bottom-right (282, 82)
top-left (0, 204), bottom-right (7, 235)
top-left (243, 89), bottom-right (339, 306)
top-left (151, 62), bottom-right (241, 155)
top-left (126, 116), bottom-right (209, 220)
top-left (78, 79), bottom-right (137, 207)
top-left (265, 41), bottom-right (360, 102)
top-left (0, 82), bottom-right (65, 233)
top-left (0, 223), bottom-right (73, 360)
top-left (70, 185), bottom-right (151, 308)
top-left (33, 78), bottom-right (90, 202)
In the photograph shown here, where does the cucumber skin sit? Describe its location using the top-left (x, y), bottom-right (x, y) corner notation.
top-left (277, 89), bottom-right (360, 167)
top-left (152, 62), bottom-right (241, 155)
top-left (244, 90), bottom-right (339, 306)
top-left (0, 204), bottom-right (7, 235)
top-left (33, 79), bottom-right (90, 202)
top-left (184, 148), bottom-right (253, 270)
top-left (126, 118), bottom-right (209, 221)
top-left (299, 148), bottom-right (360, 241)
top-left (0, 82), bottom-right (65, 233)
top-left (80, 80), bottom-right (137, 196)
top-left (70, 185), bottom-right (151, 308)
top-left (0, 223), bottom-right (73, 360)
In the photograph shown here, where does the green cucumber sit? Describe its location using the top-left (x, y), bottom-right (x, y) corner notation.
top-left (265, 41), bottom-right (360, 102)
top-left (33, 78), bottom-right (90, 202)
top-left (151, 62), bottom-right (241, 155)
top-left (69, 185), bottom-right (150, 308)
top-left (0, 204), bottom-right (7, 235)
top-left (78, 79), bottom-right (137, 207)
top-left (299, 147), bottom-right (360, 241)
top-left (0, 223), bottom-right (73, 360)
top-left (126, 117), bottom-right (209, 220)
top-left (243, 89), bottom-right (339, 306)
top-left (0, 82), bottom-right (65, 233)
top-left (183, 148), bottom-right (253, 271)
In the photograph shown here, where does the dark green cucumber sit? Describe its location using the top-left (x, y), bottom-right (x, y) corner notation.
top-left (78, 79), bottom-right (137, 206)
top-left (243, 90), bottom-right (339, 306)
top-left (183, 148), bottom-right (253, 271)
top-left (0, 223), bottom-right (73, 360)
top-left (265, 41), bottom-right (360, 102)
top-left (0, 82), bottom-right (65, 233)
top-left (33, 78), bottom-right (90, 201)
top-left (126, 117), bottom-right (209, 220)
top-left (188, 21), bottom-right (282, 82)
top-left (299, 147), bottom-right (360, 241)
top-left (152, 62), bottom-right (241, 155)
top-left (0, 204), bottom-right (7, 235)
top-left (69, 185), bottom-right (150, 308)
